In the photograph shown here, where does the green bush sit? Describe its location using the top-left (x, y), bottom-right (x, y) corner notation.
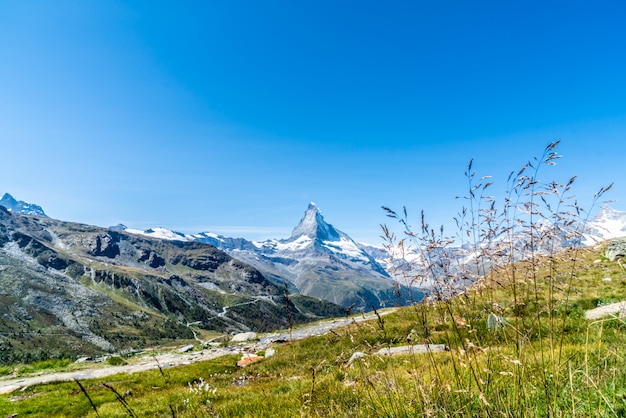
top-left (106, 356), bottom-right (127, 366)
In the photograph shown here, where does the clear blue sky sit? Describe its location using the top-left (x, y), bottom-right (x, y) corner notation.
top-left (1, 1), bottom-right (625, 244)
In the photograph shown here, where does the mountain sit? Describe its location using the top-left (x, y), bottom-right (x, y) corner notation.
top-left (108, 204), bottom-right (415, 310)
top-left (0, 193), bottom-right (47, 217)
top-left (99, 203), bottom-right (626, 308)
top-left (584, 205), bottom-right (626, 243)
top-left (374, 205), bottom-right (626, 293)
top-left (193, 203), bottom-right (418, 311)
top-left (0, 207), bottom-right (343, 363)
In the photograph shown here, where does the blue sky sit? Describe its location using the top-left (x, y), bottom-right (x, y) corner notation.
top-left (1, 1), bottom-right (625, 244)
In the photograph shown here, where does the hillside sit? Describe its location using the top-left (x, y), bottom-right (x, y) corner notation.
top-left (1, 238), bottom-right (624, 417)
top-left (0, 207), bottom-right (343, 363)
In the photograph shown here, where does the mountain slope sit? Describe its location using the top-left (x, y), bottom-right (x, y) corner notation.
top-left (584, 205), bottom-right (626, 243)
top-left (0, 207), bottom-right (343, 362)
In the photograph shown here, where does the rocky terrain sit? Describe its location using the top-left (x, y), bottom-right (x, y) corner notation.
top-left (3, 192), bottom-right (624, 366)
top-left (0, 205), bottom-right (343, 363)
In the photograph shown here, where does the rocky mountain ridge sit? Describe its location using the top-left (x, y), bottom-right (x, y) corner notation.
top-left (0, 205), bottom-right (343, 363)
top-left (114, 202), bottom-right (414, 310)
top-left (0, 193), bottom-right (47, 217)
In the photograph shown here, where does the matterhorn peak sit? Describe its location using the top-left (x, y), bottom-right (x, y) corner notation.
top-left (290, 203), bottom-right (341, 242)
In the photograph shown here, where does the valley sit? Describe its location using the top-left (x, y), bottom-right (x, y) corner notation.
top-left (0, 199), bottom-right (348, 363)
top-left (1, 192), bottom-right (625, 366)
top-left (0, 308), bottom-right (396, 395)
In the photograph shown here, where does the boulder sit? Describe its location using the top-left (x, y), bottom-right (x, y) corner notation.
top-left (376, 344), bottom-right (448, 356)
top-left (585, 301), bottom-right (626, 320)
top-left (231, 332), bottom-right (257, 342)
top-left (347, 351), bottom-right (367, 366)
top-left (237, 353), bottom-right (263, 367)
top-left (605, 237), bottom-right (626, 261)
top-left (178, 344), bottom-right (194, 353)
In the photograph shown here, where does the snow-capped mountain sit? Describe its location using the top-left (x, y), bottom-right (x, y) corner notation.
top-left (584, 205), bottom-right (626, 243)
top-left (193, 203), bottom-right (411, 310)
top-left (112, 203), bottom-right (413, 310)
top-left (253, 202), bottom-right (388, 276)
top-left (111, 224), bottom-right (196, 242)
top-left (0, 193), bottom-right (47, 217)
top-left (375, 205), bottom-right (626, 293)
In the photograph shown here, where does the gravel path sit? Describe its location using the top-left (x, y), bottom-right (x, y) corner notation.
top-left (0, 310), bottom-right (394, 395)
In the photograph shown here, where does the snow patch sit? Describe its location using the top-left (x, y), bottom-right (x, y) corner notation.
top-left (274, 235), bottom-right (314, 251)
top-left (125, 228), bottom-right (194, 242)
top-left (322, 237), bottom-right (369, 261)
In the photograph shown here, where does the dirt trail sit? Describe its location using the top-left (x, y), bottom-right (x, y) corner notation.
top-left (0, 310), bottom-right (392, 395)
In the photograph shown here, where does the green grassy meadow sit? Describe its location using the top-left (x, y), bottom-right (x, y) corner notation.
top-left (1, 243), bottom-right (625, 417)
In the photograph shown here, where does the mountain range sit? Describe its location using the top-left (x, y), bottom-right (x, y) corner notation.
top-left (117, 202), bottom-right (415, 310)
top-left (2, 192), bottom-right (625, 363)
top-left (0, 195), bottom-right (345, 362)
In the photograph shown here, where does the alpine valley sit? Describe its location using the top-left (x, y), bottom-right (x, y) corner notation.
top-left (0, 195), bottom-right (408, 363)
top-left (2, 192), bottom-right (624, 364)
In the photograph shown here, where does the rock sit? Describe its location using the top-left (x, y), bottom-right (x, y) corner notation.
top-left (231, 332), bottom-right (257, 342)
top-left (264, 348), bottom-right (276, 358)
top-left (347, 351), bottom-right (367, 366)
top-left (602, 277), bottom-right (612, 282)
top-left (605, 237), bottom-right (626, 261)
top-left (487, 313), bottom-right (507, 332)
top-left (585, 301), bottom-right (626, 320)
top-left (138, 249), bottom-right (165, 268)
top-left (237, 353), bottom-right (263, 367)
top-left (0, 385), bottom-right (21, 395)
top-left (376, 344), bottom-right (448, 356)
top-left (178, 344), bottom-right (194, 353)
top-left (87, 233), bottom-right (121, 258)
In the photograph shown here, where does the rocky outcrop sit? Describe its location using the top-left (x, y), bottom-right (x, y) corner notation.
top-left (605, 237), bottom-right (626, 261)
top-left (87, 233), bottom-right (121, 258)
top-left (138, 249), bottom-right (166, 268)
top-left (376, 344), bottom-right (448, 356)
top-left (585, 301), bottom-right (626, 320)
top-left (10, 231), bottom-right (74, 270)
top-left (231, 332), bottom-right (257, 342)
top-left (172, 250), bottom-right (227, 271)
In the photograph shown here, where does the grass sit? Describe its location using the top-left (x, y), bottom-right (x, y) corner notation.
top-left (1, 252), bottom-right (624, 416)
top-left (2, 141), bottom-right (625, 416)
